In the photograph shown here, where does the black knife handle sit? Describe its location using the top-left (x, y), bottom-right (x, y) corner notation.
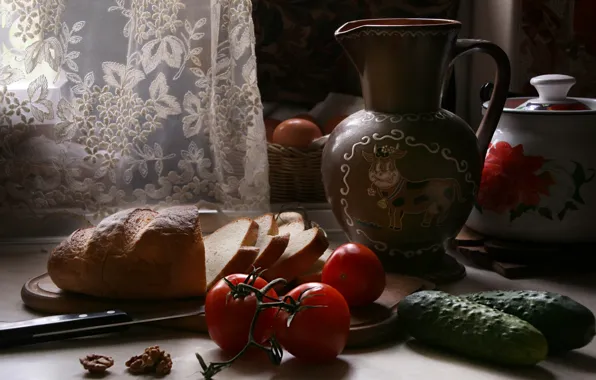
top-left (0, 310), bottom-right (133, 349)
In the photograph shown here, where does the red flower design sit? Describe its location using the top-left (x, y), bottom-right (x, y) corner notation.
top-left (477, 141), bottom-right (555, 214)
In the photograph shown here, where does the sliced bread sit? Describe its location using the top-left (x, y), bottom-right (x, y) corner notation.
top-left (253, 233), bottom-right (290, 271)
top-left (262, 226), bottom-right (329, 283)
top-left (255, 213), bottom-right (279, 236)
top-left (275, 212), bottom-right (305, 229)
top-left (221, 246), bottom-right (260, 279)
top-left (278, 220), bottom-right (306, 237)
top-left (293, 248), bottom-right (334, 285)
top-left (204, 217), bottom-right (259, 289)
top-left (252, 213), bottom-right (290, 271)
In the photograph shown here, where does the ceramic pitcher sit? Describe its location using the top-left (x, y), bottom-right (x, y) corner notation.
top-left (321, 18), bottom-right (511, 280)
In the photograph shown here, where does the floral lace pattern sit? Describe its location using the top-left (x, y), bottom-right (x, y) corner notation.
top-left (0, 0), bottom-right (269, 220)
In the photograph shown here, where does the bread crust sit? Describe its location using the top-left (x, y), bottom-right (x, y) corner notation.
top-left (47, 208), bottom-right (332, 300)
top-left (47, 227), bottom-right (95, 295)
top-left (252, 233), bottom-right (290, 271)
top-left (218, 246), bottom-right (260, 282)
top-left (203, 217), bottom-right (259, 289)
top-left (275, 212), bottom-right (304, 228)
top-left (47, 206), bottom-right (206, 299)
top-left (293, 248), bottom-right (334, 286)
top-left (240, 219), bottom-right (259, 246)
top-left (263, 227), bottom-right (329, 283)
top-left (254, 213), bottom-right (279, 236)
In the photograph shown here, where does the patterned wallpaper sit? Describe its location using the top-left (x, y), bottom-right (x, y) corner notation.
top-left (252, 0), bottom-right (461, 106)
top-left (518, 0), bottom-right (596, 97)
top-left (252, 0), bottom-right (596, 108)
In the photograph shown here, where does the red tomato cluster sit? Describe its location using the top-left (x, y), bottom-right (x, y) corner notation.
top-left (205, 276), bottom-right (350, 363)
top-left (204, 242), bottom-right (385, 364)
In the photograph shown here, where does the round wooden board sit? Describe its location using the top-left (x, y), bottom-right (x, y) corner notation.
top-left (21, 273), bottom-right (434, 349)
top-left (347, 273), bottom-right (435, 348)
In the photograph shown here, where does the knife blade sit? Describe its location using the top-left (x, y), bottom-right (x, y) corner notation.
top-left (0, 305), bottom-right (205, 349)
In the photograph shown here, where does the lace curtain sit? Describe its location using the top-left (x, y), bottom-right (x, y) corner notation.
top-left (0, 0), bottom-right (270, 236)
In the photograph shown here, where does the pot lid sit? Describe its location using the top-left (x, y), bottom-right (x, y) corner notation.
top-left (515, 74), bottom-right (591, 111)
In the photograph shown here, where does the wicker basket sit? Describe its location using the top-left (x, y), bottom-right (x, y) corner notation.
top-left (268, 141), bottom-right (327, 203)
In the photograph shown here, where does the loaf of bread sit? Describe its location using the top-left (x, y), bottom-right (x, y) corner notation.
top-left (47, 206), bottom-right (331, 300)
top-left (47, 206), bottom-right (207, 299)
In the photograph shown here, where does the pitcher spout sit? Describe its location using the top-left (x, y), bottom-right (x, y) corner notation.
top-left (335, 18), bottom-right (461, 114)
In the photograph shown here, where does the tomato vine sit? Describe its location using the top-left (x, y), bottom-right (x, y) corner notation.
top-left (196, 270), bottom-right (324, 379)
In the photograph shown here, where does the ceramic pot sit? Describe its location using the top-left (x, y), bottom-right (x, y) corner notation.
top-left (321, 18), bottom-right (511, 280)
top-left (466, 74), bottom-right (596, 243)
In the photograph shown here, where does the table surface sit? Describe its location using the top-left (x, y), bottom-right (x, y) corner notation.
top-left (1, 238), bottom-right (596, 380)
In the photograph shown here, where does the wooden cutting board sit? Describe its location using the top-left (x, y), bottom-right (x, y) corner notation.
top-left (21, 272), bottom-right (434, 348)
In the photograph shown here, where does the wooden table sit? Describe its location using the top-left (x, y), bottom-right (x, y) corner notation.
top-left (1, 237), bottom-right (596, 380)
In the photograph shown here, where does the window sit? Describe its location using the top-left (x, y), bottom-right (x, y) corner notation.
top-left (1, 2), bottom-right (65, 127)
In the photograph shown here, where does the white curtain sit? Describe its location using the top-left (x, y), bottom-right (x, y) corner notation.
top-left (0, 0), bottom-right (270, 231)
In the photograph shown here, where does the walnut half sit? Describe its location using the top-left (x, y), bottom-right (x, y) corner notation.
top-left (125, 345), bottom-right (172, 375)
top-left (79, 354), bottom-right (115, 373)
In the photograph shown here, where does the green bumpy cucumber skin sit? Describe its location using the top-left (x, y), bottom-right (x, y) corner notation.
top-left (398, 290), bottom-right (548, 366)
top-left (462, 290), bottom-right (596, 354)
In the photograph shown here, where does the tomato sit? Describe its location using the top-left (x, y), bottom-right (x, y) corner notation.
top-left (321, 243), bottom-right (386, 307)
top-left (271, 118), bottom-right (322, 148)
top-left (205, 274), bottom-right (279, 355)
top-left (274, 283), bottom-right (350, 363)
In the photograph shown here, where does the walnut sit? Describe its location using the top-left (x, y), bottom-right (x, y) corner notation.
top-left (79, 354), bottom-right (114, 373)
top-left (125, 345), bottom-right (172, 375)
top-left (155, 352), bottom-right (173, 375)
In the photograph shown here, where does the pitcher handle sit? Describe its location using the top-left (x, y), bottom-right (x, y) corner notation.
top-left (447, 39), bottom-right (511, 161)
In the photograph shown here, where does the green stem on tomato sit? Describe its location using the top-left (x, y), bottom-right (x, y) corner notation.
top-left (196, 276), bottom-right (296, 379)
top-left (197, 305), bottom-right (282, 379)
top-left (247, 277), bottom-right (288, 296)
top-left (223, 267), bottom-right (270, 300)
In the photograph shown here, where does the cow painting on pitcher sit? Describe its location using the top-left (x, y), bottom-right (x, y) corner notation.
top-left (362, 144), bottom-right (465, 230)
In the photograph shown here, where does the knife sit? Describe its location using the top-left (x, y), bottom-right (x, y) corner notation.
top-left (0, 306), bottom-right (205, 349)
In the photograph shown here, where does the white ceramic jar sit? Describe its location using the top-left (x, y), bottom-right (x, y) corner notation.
top-left (466, 74), bottom-right (596, 242)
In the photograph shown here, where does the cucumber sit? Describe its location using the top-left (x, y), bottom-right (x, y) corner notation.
top-left (398, 290), bottom-right (548, 366)
top-left (462, 290), bottom-right (596, 353)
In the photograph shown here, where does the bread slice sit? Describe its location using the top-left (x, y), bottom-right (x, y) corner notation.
top-left (204, 217), bottom-right (259, 289)
top-left (255, 213), bottom-right (279, 236)
top-left (221, 246), bottom-right (260, 280)
top-left (262, 226), bottom-right (329, 283)
top-left (275, 211), bottom-right (304, 227)
top-left (278, 220), bottom-right (306, 237)
top-left (293, 248), bottom-right (334, 285)
top-left (252, 213), bottom-right (290, 271)
top-left (253, 233), bottom-right (290, 271)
